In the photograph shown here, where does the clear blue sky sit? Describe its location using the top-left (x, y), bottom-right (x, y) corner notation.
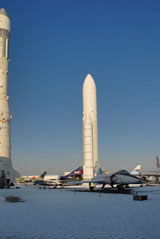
top-left (1, 0), bottom-right (160, 175)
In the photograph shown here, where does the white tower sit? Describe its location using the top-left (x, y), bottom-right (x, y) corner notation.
top-left (83, 74), bottom-right (98, 180)
top-left (0, 8), bottom-right (14, 187)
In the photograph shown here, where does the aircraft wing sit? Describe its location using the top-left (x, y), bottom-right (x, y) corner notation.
top-left (140, 172), bottom-right (160, 177)
top-left (66, 181), bottom-right (84, 185)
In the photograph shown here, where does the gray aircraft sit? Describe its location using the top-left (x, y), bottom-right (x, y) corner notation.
top-left (88, 167), bottom-right (142, 190)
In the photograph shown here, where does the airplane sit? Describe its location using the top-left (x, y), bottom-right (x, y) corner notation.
top-left (89, 167), bottom-right (143, 190)
top-left (18, 171), bottom-right (47, 184)
top-left (136, 157), bottom-right (160, 183)
top-left (34, 167), bottom-right (83, 188)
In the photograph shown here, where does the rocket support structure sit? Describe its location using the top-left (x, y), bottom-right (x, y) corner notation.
top-left (0, 8), bottom-right (14, 187)
top-left (82, 74), bottom-right (98, 180)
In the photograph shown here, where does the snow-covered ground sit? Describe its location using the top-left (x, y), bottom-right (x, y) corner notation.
top-left (0, 185), bottom-right (160, 239)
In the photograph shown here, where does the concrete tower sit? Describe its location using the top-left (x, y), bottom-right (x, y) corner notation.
top-left (0, 8), bottom-right (14, 187)
top-left (83, 74), bottom-right (98, 180)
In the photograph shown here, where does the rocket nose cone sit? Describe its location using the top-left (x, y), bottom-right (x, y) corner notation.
top-left (83, 74), bottom-right (96, 89)
top-left (83, 73), bottom-right (97, 113)
top-left (0, 8), bottom-right (8, 16)
top-left (85, 74), bottom-right (94, 82)
top-left (86, 73), bottom-right (93, 79)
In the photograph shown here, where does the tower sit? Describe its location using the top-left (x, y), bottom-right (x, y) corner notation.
top-left (0, 8), bottom-right (14, 187)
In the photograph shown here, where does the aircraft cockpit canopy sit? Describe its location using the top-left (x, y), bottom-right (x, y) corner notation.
top-left (115, 170), bottom-right (130, 175)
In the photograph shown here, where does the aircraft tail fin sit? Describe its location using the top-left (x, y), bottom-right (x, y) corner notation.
top-left (131, 165), bottom-right (141, 175)
top-left (156, 156), bottom-right (160, 168)
top-left (60, 167), bottom-right (83, 180)
top-left (40, 171), bottom-right (47, 179)
top-left (96, 168), bottom-right (104, 175)
top-left (94, 162), bottom-right (105, 176)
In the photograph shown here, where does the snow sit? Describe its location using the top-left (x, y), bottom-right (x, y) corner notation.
top-left (0, 186), bottom-right (160, 239)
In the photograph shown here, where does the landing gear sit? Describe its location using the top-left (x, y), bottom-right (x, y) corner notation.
top-left (7, 179), bottom-right (10, 188)
top-left (89, 186), bottom-right (94, 191)
top-left (117, 185), bottom-right (123, 190)
top-left (101, 184), bottom-right (106, 189)
top-left (155, 177), bottom-right (160, 184)
top-left (89, 183), bottom-right (95, 191)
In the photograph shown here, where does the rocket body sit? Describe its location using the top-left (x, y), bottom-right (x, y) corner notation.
top-left (0, 8), bottom-right (14, 186)
top-left (83, 74), bottom-right (98, 180)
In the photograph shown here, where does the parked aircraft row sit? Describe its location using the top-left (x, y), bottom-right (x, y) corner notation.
top-left (18, 157), bottom-right (160, 189)
top-left (34, 165), bottom-right (144, 190)
top-left (34, 167), bottom-right (83, 188)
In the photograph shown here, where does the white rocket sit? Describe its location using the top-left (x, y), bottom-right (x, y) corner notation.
top-left (0, 8), bottom-right (14, 186)
top-left (83, 74), bottom-right (98, 180)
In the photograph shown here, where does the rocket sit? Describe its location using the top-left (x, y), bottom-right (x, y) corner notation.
top-left (0, 8), bottom-right (14, 187)
top-left (82, 74), bottom-right (98, 180)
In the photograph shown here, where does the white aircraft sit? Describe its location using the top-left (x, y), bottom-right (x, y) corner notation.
top-left (136, 157), bottom-right (160, 183)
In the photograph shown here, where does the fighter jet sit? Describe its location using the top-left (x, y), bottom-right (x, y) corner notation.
top-left (19, 171), bottom-right (47, 184)
top-left (89, 167), bottom-right (142, 190)
top-left (71, 165), bottom-right (143, 190)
